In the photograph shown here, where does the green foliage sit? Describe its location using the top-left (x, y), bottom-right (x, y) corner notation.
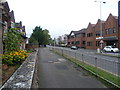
top-left (3, 28), bottom-right (21, 52)
top-left (2, 50), bottom-right (28, 65)
top-left (29, 26), bottom-right (51, 46)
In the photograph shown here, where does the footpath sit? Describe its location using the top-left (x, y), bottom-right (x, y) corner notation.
top-left (37, 48), bottom-right (107, 88)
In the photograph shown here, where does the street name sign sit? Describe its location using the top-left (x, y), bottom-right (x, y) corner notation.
top-left (96, 37), bottom-right (103, 40)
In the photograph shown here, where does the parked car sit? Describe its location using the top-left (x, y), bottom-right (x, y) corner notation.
top-left (103, 46), bottom-right (119, 53)
top-left (71, 46), bottom-right (78, 50)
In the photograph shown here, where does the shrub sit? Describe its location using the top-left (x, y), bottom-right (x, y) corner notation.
top-left (2, 50), bottom-right (28, 65)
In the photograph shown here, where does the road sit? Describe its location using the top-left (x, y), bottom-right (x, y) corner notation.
top-left (49, 46), bottom-right (120, 76)
top-left (37, 48), bottom-right (107, 88)
top-left (54, 46), bottom-right (119, 62)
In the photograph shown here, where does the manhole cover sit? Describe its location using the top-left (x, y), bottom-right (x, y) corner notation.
top-left (58, 58), bottom-right (66, 62)
top-left (48, 61), bottom-right (53, 63)
top-left (53, 61), bottom-right (61, 64)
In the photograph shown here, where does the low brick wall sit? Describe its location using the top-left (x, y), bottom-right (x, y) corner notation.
top-left (0, 49), bottom-right (38, 89)
top-left (26, 44), bottom-right (39, 49)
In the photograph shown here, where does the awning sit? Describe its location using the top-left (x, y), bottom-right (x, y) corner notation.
top-left (104, 36), bottom-right (118, 41)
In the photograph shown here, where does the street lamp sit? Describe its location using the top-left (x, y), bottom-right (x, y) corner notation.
top-left (95, 1), bottom-right (106, 53)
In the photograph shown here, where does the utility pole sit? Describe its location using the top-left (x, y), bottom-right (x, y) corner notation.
top-left (95, 1), bottom-right (106, 53)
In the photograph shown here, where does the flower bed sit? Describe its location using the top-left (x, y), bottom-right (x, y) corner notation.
top-left (2, 50), bottom-right (28, 65)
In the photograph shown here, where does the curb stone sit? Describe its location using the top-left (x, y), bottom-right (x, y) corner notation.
top-left (0, 49), bottom-right (38, 89)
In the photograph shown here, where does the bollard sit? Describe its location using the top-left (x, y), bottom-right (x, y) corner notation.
top-left (82, 54), bottom-right (84, 66)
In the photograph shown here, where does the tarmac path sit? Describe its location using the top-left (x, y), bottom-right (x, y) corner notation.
top-left (37, 48), bottom-right (107, 88)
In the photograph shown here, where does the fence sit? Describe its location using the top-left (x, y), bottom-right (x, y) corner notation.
top-left (49, 47), bottom-right (120, 88)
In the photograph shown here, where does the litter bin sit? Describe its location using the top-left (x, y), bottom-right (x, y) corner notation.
top-left (97, 48), bottom-right (100, 53)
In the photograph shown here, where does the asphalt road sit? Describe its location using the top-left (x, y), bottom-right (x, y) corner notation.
top-left (54, 46), bottom-right (119, 62)
top-left (37, 48), bottom-right (107, 88)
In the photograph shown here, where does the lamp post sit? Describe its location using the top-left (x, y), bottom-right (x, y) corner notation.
top-left (95, 1), bottom-right (106, 53)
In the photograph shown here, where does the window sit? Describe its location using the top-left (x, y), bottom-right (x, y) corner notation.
top-left (105, 27), bottom-right (116, 34)
top-left (87, 33), bottom-right (93, 37)
top-left (96, 41), bottom-right (100, 46)
top-left (96, 31), bottom-right (100, 36)
top-left (113, 27), bottom-right (116, 33)
top-left (75, 41), bottom-right (80, 45)
top-left (72, 42), bottom-right (74, 44)
top-left (83, 33), bottom-right (85, 37)
top-left (87, 42), bottom-right (92, 46)
top-left (105, 29), bottom-right (108, 35)
top-left (108, 28), bottom-right (113, 34)
top-left (68, 42), bottom-right (70, 44)
top-left (82, 41), bottom-right (85, 45)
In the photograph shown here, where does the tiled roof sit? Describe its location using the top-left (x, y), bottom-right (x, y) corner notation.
top-left (9, 10), bottom-right (15, 22)
top-left (2, 1), bottom-right (10, 12)
top-left (91, 24), bottom-right (95, 27)
top-left (69, 28), bottom-right (86, 36)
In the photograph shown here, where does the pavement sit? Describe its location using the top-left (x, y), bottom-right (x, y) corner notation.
top-left (37, 48), bottom-right (107, 88)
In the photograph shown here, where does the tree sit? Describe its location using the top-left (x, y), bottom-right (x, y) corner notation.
top-left (29, 26), bottom-right (51, 47)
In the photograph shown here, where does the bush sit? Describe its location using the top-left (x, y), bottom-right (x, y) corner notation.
top-left (2, 50), bottom-right (28, 65)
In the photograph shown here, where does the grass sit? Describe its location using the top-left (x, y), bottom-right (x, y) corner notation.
top-left (51, 49), bottom-right (120, 88)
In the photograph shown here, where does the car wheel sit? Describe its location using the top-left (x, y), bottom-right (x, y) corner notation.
top-left (111, 50), bottom-right (114, 53)
top-left (103, 49), bottom-right (106, 52)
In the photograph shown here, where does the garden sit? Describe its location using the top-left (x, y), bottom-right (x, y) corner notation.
top-left (1, 28), bottom-right (30, 84)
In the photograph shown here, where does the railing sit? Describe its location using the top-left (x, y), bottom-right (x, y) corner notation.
top-left (49, 47), bottom-right (120, 88)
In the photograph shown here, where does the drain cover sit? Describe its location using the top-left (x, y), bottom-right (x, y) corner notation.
top-left (58, 58), bottom-right (66, 62)
top-left (48, 61), bottom-right (53, 63)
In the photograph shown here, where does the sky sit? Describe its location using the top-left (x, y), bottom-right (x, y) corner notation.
top-left (6, 0), bottom-right (119, 39)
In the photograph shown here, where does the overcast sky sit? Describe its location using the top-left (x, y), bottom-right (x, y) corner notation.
top-left (7, 0), bottom-right (118, 39)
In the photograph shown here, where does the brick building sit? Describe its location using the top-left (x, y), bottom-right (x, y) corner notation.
top-left (67, 13), bottom-right (120, 50)
top-left (67, 28), bottom-right (86, 48)
top-left (15, 21), bottom-right (27, 50)
top-left (103, 14), bottom-right (119, 48)
top-left (0, 1), bottom-right (11, 54)
top-left (85, 13), bottom-right (119, 50)
top-left (85, 23), bottom-right (95, 49)
top-left (94, 19), bottom-right (105, 50)
top-left (0, 1), bottom-right (27, 54)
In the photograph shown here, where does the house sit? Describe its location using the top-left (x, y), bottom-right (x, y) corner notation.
top-left (67, 28), bottom-right (86, 48)
top-left (0, 1), bottom-right (11, 54)
top-left (57, 34), bottom-right (68, 47)
top-left (15, 21), bottom-right (27, 50)
top-left (9, 10), bottom-right (15, 28)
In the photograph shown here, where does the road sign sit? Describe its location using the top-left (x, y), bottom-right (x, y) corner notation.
top-left (100, 40), bottom-right (104, 44)
top-left (118, 1), bottom-right (120, 27)
top-left (96, 37), bottom-right (103, 40)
